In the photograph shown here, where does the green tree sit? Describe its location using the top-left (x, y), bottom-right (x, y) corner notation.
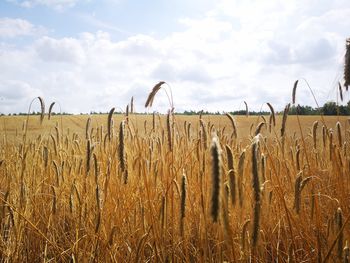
top-left (322, 101), bottom-right (337, 115)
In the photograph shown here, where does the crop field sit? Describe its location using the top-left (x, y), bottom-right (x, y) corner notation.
top-left (0, 103), bottom-right (350, 261)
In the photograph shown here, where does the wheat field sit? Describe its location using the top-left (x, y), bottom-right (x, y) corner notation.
top-left (0, 101), bottom-right (349, 262)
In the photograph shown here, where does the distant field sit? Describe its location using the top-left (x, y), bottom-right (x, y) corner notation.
top-left (0, 113), bottom-right (349, 261)
top-left (1, 114), bottom-right (349, 142)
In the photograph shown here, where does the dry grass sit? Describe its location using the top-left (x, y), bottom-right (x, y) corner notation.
top-left (0, 110), bottom-right (350, 261)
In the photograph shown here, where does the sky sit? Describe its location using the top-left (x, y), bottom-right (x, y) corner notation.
top-left (0, 0), bottom-right (349, 114)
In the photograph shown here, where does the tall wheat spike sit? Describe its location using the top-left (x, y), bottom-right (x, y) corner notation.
top-left (86, 117), bottom-right (91, 140)
top-left (238, 150), bottom-right (246, 207)
top-left (339, 82), bottom-right (344, 102)
top-left (294, 172), bottom-right (303, 214)
top-left (337, 207), bottom-right (344, 259)
top-left (292, 80), bottom-right (299, 104)
top-left (312, 121), bottom-right (318, 149)
top-left (36, 96), bottom-right (45, 124)
top-left (210, 134), bottom-right (222, 222)
top-left (255, 122), bottom-right (265, 136)
top-left (244, 101), bottom-right (249, 117)
top-left (118, 121), bottom-right (126, 172)
top-left (267, 102), bottom-right (276, 127)
top-left (200, 119), bottom-right (208, 150)
top-left (51, 186), bottom-right (56, 214)
top-left (281, 103), bottom-right (290, 137)
top-left (180, 173), bottom-right (187, 236)
top-left (336, 122), bottom-right (342, 147)
top-left (130, 96), bottom-right (134, 113)
top-left (344, 38), bottom-right (350, 90)
top-left (48, 102), bottom-right (55, 120)
top-left (225, 145), bottom-right (236, 206)
top-left (125, 104), bottom-right (129, 123)
top-left (225, 113), bottom-right (238, 139)
top-left (166, 110), bottom-right (172, 151)
top-left (322, 125), bottom-right (327, 148)
top-left (107, 107), bottom-right (115, 141)
top-left (145, 81), bottom-right (166, 107)
top-left (86, 139), bottom-right (91, 174)
top-left (152, 111), bottom-right (156, 132)
top-left (251, 135), bottom-right (261, 247)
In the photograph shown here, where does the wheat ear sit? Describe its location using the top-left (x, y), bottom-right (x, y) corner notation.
top-left (344, 38), bottom-right (350, 90)
top-left (211, 135), bottom-right (222, 222)
top-left (251, 135), bottom-right (261, 247)
top-left (145, 81), bottom-right (166, 107)
top-left (225, 113), bottom-right (238, 139)
top-left (225, 145), bottom-right (236, 206)
top-left (48, 102), bottom-right (55, 120)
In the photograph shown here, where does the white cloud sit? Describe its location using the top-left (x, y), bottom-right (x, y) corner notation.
top-left (0, 18), bottom-right (46, 38)
top-left (0, 80), bottom-right (43, 113)
top-left (35, 36), bottom-right (86, 64)
top-left (1, 0), bottom-right (350, 114)
top-left (7, 0), bottom-right (79, 10)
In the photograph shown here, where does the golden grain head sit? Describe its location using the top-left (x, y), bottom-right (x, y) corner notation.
top-left (344, 38), bottom-right (350, 89)
top-left (145, 81), bottom-right (166, 107)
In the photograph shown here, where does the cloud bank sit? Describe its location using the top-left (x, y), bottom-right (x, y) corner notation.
top-left (0, 0), bottom-right (349, 114)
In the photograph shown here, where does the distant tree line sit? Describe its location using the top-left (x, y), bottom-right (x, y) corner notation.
top-left (2, 101), bottom-right (350, 116)
top-left (183, 101), bottom-right (350, 116)
top-left (5, 112), bottom-right (72, 116)
top-left (288, 101), bottom-right (350, 115)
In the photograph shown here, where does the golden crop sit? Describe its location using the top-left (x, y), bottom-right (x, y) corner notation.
top-left (0, 108), bottom-right (349, 262)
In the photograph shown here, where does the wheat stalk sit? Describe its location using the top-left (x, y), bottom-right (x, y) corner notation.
top-left (200, 119), bottom-right (208, 150)
top-left (180, 172), bottom-right (187, 236)
top-left (210, 134), bottom-right (222, 222)
top-left (337, 207), bottom-right (344, 259)
top-left (38, 96), bottom-right (45, 124)
top-left (255, 122), bottom-right (265, 136)
top-left (48, 102), bottom-right (55, 120)
top-left (86, 117), bottom-right (91, 140)
top-left (322, 125), bottom-right (327, 148)
top-left (266, 102), bottom-right (276, 126)
top-left (243, 101), bottom-right (248, 117)
top-left (107, 107), bottom-right (115, 141)
top-left (51, 186), bottom-right (56, 214)
top-left (145, 81), bottom-right (166, 107)
top-left (238, 150), bottom-right (246, 207)
top-left (339, 82), bottom-right (344, 102)
top-left (225, 113), bottom-right (238, 139)
top-left (251, 135), bottom-right (261, 247)
top-left (119, 121), bottom-right (126, 173)
top-left (86, 139), bottom-right (91, 174)
top-left (293, 172), bottom-right (303, 214)
top-left (312, 121), bottom-right (318, 149)
top-left (125, 104), bottom-right (129, 123)
top-left (281, 103), bottom-right (290, 137)
top-left (344, 38), bottom-right (350, 90)
top-left (292, 80), bottom-right (299, 104)
top-left (166, 110), bottom-right (172, 151)
top-left (225, 145), bottom-right (236, 206)
top-left (336, 122), bottom-right (342, 147)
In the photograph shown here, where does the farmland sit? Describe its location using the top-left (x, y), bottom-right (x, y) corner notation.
top-left (0, 110), bottom-right (349, 261)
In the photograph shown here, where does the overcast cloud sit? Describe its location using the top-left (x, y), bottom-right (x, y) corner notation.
top-left (0, 0), bottom-right (349, 114)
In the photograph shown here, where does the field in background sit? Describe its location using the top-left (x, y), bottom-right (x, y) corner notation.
top-left (0, 113), bottom-right (349, 261)
top-left (2, 114), bottom-right (349, 142)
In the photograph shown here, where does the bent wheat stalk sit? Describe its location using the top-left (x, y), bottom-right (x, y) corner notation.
top-left (225, 113), bottom-right (238, 139)
top-left (145, 81), bottom-right (166, 108)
